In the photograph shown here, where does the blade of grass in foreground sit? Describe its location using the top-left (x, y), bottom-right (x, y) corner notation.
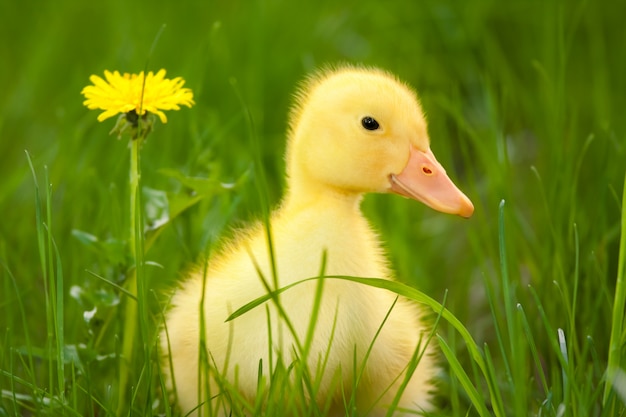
top-left (438, 335), bottom-right (490, 417)
top-left (27, 151), bottom-right (67, 407)
top-left (497, 199), bottom-right (527, 416)
top-left (26, 151), bottom-right (55, 402)
top-left (45, 166), bottom-right (66, 405)
top-left (2, 259), bottom-right (38, 414)
top-left (604, 170), bottom-right (626, 407)
top-left (227, 275), bottom-right (502, 417)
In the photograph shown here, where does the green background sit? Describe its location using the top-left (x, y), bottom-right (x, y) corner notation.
top-left (1, 0), bottom-right (625, 415)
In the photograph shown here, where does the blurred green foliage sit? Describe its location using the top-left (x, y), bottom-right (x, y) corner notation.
top-left (1, 0), bottom-right (625, 415)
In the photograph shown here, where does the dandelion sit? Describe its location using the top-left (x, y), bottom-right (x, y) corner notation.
top-left (81, 68), bottom-right (194, 412)
top-left (81, 69), bottom-right (194, 139)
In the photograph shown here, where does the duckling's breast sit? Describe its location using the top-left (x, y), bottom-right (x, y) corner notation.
top-left (166, 199), bottom-right (409, 400)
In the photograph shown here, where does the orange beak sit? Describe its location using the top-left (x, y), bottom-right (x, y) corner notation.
top-left (389, 145), bottom-right (474, 218)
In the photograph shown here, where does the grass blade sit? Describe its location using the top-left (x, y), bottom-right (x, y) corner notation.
top-left (226, 274), bottom-right (501, 416)
top-left (604, 170), bottom-right (626, 406)
top-left (437, 335), bottom-right (490, 417)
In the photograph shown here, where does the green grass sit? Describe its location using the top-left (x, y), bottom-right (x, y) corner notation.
top-left (1, 0), bottom-right (626, 415)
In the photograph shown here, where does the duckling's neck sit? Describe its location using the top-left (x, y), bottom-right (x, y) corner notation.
top-left (281, 177), bottom-right (364, 217)
top-left (274, 177), bottom-right (388, 282)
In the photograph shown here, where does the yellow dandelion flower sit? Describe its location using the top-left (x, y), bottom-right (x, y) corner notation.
top-left (81, 69), bottom-right (195, 124)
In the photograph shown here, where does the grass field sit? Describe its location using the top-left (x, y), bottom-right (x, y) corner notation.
top-left (1, 0), bottom-right (626, 415)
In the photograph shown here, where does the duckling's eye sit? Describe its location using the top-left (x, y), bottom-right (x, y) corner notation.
top-left (361, 116), bottom-right (380, 131)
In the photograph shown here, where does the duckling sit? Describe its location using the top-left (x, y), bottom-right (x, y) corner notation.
top-left (161, 66), bottom-right (474, 416)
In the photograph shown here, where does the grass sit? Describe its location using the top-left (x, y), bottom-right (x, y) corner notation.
top-left (1, 0), bottom-right (626, 415)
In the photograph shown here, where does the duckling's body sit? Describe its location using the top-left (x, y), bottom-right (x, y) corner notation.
top-left (162, 66), bottom-right (473, 416)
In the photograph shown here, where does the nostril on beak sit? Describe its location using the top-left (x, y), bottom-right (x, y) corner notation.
top-left (422, 165), bottom-right (433, 175)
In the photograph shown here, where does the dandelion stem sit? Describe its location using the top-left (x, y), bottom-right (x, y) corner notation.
top-left (118, 137), bottom-right (143, 413)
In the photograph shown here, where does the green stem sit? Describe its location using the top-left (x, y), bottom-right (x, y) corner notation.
top-left (118, 138), bottom-right (142, 413)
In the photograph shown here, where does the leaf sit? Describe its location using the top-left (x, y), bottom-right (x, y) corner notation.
top-left (69, 281), bottom-right (121, 307)
top-left (159, 168), bottom-right (244, 196)
top-left (71, 230), bottom-right (126, 265)
top-left (142, 168), bottom-right (250, 253)
top-left (71, 229), bottom-right (99, 247)
top-left (143, 187), bottom-right (169, 231)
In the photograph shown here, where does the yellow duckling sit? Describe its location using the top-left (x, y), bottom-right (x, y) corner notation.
top-left (162, 66), bottom-right (474, 416)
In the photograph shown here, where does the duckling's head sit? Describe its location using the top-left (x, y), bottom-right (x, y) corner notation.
top-left (285, 66), bottom-right (474, 218)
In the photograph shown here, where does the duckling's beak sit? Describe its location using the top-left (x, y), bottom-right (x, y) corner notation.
top-left (389, 146), bottom-right (474, 218)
